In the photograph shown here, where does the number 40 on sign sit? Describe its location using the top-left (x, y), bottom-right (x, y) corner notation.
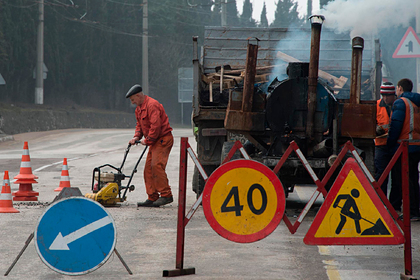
top-left (202, 159), bottom-right (286, 243)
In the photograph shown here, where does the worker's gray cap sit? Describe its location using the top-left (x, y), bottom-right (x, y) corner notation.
top-left (125, 84), bottom-right (142, 98)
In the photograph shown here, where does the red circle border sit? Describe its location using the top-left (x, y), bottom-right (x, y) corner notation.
top-left (202, 159), bottom-right (285, 243)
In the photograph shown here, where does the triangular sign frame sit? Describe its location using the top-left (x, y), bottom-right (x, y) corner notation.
top-left (393, 26), bottom-right (420, 58)
top-left (304, 158), bottom-right (404, 245)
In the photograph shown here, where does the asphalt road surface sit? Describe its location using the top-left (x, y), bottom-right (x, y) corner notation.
top-left (0, 128), bottom-right (419, 279)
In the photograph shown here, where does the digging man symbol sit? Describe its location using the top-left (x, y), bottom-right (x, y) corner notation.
top-left (333, 188), bottom-right (362, 234)
top-left (332, 188), bottom-right (390, 236)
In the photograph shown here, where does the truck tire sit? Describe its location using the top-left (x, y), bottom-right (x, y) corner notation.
top-left (192, 165), bottom-right (218, 199)
top-left (362, 143), bottom-right (375, 175)
top-left (192, 166), bottom-right (205, 199)
top-left (352, 140), bottom-right (375, 175)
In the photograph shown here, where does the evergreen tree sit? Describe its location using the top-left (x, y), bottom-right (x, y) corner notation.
top-left (226, 0), bottom-right (240, 26)
top-left (319, 0), bottom-right (333, 9)
top-left (0, 3), bottom-right (6, 67)
top-left (148, 0), bottom-right (210, 116)
top-left (240, 0), bottom-right (256, 27)
top-left (259, 2), bottom-right (268, 28)
top-left (0, 0), bottom-right (37, 103)
top-left (271, 0), bottom-right (303, 28)
top-left (0, 0), bottom-right (226, 122)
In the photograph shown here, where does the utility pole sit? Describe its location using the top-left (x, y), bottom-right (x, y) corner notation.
top-left (142, 0), bottom-right (149, 96)
top-left (221, 0), bottom-right (227, 27)
top-left (35, 0), bottom-right (44, 104)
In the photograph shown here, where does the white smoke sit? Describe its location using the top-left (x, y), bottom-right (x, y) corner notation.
top-left (316, 0), bottom-right (418, 38)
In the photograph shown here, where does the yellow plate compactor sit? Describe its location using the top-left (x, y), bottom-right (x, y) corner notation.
top-left (85, 143), bottom-right (147, 206)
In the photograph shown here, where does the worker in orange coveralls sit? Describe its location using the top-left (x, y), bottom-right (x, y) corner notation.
top-left (126, 84), bottom-right (174, 207)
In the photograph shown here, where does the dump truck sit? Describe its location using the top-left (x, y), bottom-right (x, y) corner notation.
top-left (192, 20), bottom-right (382, 197)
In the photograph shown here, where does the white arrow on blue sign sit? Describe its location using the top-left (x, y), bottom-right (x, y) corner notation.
top-left (35, 197), bottom-right (116, 275)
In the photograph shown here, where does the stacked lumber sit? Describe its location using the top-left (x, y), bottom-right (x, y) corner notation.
top-left (202, 51), bottom-right (348, 101)
top-left (203, 72), bottom-right (270, 89)
top-left (202, 67), bottom-right (271, 90)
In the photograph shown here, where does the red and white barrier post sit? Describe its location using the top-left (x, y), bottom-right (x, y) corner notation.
top-left (163, 137), bottom-right (195, 277)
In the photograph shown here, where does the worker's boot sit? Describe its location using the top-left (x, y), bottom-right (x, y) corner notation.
top-left (152, 196), bottom-right (173, 207)
top-left (137, 199), bottom-right (157, 207)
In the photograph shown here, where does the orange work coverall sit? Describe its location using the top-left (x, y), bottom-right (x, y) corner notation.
top-left (134, 95), bottom-right (173, 201)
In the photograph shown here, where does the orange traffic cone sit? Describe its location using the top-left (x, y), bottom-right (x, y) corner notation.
top-left (3, 170), bottom-right (10, 187)
top-left (54, 158), bottom-right (71, 192)
top-left (13, 142), bottom-right (39, 201)
top-left (0, 171), bottom-right (19, 213)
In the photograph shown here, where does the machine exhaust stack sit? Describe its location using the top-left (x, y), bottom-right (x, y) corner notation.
top-left (306, 15), bottom-right (325, 140)
top-left (350, 37), bottom-right (364, 104)
top-left (340, 35), bottom-right (376, 140)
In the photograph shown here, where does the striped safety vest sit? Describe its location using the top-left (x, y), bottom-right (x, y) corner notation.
top-left (398, 97), bottom-right (420, 145)
top-left (375, 99), bottom-right (391, 146)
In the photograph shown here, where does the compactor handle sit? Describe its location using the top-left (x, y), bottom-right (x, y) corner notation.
top-left (128, 140), bottom-right (141, 146)
top-left (121, 140), bottom-right (143, 171)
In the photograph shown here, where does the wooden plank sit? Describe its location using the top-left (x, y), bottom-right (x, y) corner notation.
top-left (255, 74), bottom-right (269, 83)
top-left (220, 66), bottom-right (224, 92)
top-left (209, 82), bottom-right (213, 102)
top-left (224, 80), bottom-right (236, 88)
top-left (212, 73), bottom-right (242, 79)
top-left (202, 74), bottom-right (212, 84)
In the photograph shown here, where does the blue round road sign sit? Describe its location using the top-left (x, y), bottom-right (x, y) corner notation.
top-left (35, 197), bottom-right (116, 275)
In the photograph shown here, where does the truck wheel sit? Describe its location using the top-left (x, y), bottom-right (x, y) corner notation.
top-left (192, 166), bottom-right (205, 198)
top-left (192, 165), bottom-right (218, 199)
top-left (362, 144), bottom-right (375, 175)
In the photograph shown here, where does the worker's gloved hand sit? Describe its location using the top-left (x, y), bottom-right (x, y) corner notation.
top-left (376, 125), bottom-right (386, 136)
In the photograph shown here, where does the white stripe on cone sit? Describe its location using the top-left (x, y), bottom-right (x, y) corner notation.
top-left (0, 193), bottom-right (13, 200)
top-left (20, 162), bottom-right (32, 168)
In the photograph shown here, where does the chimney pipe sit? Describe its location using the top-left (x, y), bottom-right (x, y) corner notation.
top-left (350, 37), bottom-right (364, 104)
top-left (306, 15), bottom-right (325, 139)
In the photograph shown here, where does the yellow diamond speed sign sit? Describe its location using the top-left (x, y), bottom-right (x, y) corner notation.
top-left (202, 159), bottom-right (285, 243)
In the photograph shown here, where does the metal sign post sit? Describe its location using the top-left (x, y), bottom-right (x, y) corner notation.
top-left (163, 137), bottom-right (196, 277)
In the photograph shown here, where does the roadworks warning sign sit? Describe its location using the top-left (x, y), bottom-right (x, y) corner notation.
top-left (304, 158), bottom-right (404, 245)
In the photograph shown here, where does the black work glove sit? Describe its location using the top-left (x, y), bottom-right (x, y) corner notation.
top-left (376, 125), bottom-right (386, 136)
